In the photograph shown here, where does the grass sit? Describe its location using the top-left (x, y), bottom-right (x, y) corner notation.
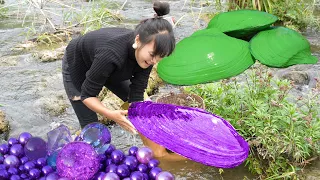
top-left (184, 64), bottom-right (320, 179)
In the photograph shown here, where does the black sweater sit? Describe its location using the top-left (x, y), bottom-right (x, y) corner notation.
top-left (65, 28), bottom-right (153, 102)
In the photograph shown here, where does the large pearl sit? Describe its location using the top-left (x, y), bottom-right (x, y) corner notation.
top-left (18, 132), bottom-right (32, 145)
top-left (4, 155), bottom-right (20, 168)
top-left (136, 147), bottom-right (154, 164)
top-left (156, 171), bottom-right (175, 180)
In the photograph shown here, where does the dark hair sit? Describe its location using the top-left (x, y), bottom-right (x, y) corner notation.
top-left (134, 1), bottom-right (175, 58)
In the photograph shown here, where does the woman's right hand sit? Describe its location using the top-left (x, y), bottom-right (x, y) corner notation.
top-left (82, 97), bottom-right (137, 134)
top-left (109, 110), bottom-right (137, 134)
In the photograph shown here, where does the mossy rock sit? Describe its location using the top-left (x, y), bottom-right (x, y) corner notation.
top-left (146, 65), bottom-right (163, 95)
top-left (0, 110), bottom-right (10, 142)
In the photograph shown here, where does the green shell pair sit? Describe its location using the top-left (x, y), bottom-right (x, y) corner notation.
top-left (157, 10), bottom-right (318, 85)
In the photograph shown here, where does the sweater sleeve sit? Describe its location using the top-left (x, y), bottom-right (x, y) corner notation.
top-left (128, 66), bottom-right (153, 102)
top-left (81, 48), bottom-right (121, 100)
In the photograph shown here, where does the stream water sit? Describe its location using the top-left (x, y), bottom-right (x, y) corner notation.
top-left (0, 0), bottom-right (319, 179)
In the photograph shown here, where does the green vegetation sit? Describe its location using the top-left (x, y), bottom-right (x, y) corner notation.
top-left (226, 0), bottom-right (319, 30)
top-left (0, 4), bottom-right (8, 18)
top-left (184, 64), bottom-right (320, 179)
top-left (62, 1), bottom-right (122, 34)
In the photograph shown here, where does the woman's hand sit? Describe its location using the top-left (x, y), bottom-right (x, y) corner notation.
top-left (82, 97), bottom-right (137, 134)
top-left (109, 110), bottom-right (137, 134)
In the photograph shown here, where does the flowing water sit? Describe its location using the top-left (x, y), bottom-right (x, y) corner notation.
top-left (0, 0), bottom-right (319, 179)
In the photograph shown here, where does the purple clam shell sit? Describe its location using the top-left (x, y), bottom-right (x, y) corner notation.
top-left (128, 101), bottom-right (249, 168)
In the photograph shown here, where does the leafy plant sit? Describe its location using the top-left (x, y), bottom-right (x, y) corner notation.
top-left (184, 64), bottom-right (320, 178)
top-left (0, 4), bottom-right (8, 18)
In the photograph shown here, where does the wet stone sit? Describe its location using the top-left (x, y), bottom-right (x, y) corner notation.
top-left (32, 46), bottom-right (66, 62)
top-left (0, 110), bottom-right (9, 143)
top-left (280, 71), bottom-right (310, 85)
top-left (0, 55), bottom-right (19, 66)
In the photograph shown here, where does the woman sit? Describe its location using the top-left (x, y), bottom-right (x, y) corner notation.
top-left (62, 1), bottom-right (175, 134)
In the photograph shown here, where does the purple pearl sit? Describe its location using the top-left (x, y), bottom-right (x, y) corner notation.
top-left (58, 178), bottom-right (70, 180)
top-left (149, 167), bottom-right (162, 179)
top-left (105, 164), bottom-right (117, 173)
top-left (20, 156), bottom-right (29, 164)
top-left (105, 158), bottom-right (113, 166)
top-left (105, 144), bottom-right (115, 155)
top-left (10, 144), bottom-right (24, 157)
top-left (0, 156), bottom-right (4, 164)
top-left (102, 172), bottom-right (120, 180)
top-left (110, 150), bottom-right (124, 164)
top-left (94, 172), bottom-right (106, 180)
top-left (0, 144), bottom-right (9, 154)
top-left (98, 154), bottom-right (107, 163)
top-left (10, 174), bottom-right (21, 180)
top-left (18, 165), bottom-right (25, 173)
top-left (148, 159), bottom-right (160, 169)
top-left (136, 147), bottom-right (154, 164)
top-left (39, 177), bottom-right (46, 180)
top-left (8, 138), bottom-right (19, 146)
top-left (155, 171), bottom-right (174, 180)
top-left (142, 173), bottom-right (149, 180)
top-left (0, 164), bottom-right (6, 170)
top-left (24, 161), bottom-right (35, 171)
top-left (116, 164), bottom-right (130, 178)
top-left (128, 146), bottom-right (139, 156)
top-left (0, 169), bottom-right (9, 178)
top-left (4, 155), bottom-right (20, 168)
top-left (7, 167), bottom-right (18, 175)
top-left (130, 171), bottom-right (144, 180)
top-left (42, 165), bottom-right (54, 175)
top-left (123, 156), bottom-right (138, 171)
top-left (137, 164), bottom-right (148, 173)
top-left (24, 137), bottom-right (47, 160)
top-left (19, 132), bottom-right (32, 145)
top-left (29, 168), bottom-right (41, 179)
top-left (123, 178), bottom-right (130, 180)
top-left (20, 173), bottom-right (28, 178)
top-left (36, 157), bottom-right (47, 167)
top-left (46, 172), bottom-right (60, 180)
top-left (99, 163), bottom-right (105, 171)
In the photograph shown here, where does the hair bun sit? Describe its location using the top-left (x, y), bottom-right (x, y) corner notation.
top-left (153, 1), bottom-right (170, 17)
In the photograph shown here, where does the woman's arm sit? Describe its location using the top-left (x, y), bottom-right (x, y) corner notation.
top-left (83, 97), bottom-right (137, 134)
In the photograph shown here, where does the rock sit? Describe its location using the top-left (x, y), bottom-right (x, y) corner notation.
top-left (11, 41), bottom-right (36, 51)
top-left (33, 46), bottom-right (66, 62)
top-left (100, 89), bottom-right (124, 123)
top-left (0, 55), bottom-right (19, 66)
top-left (305, 170), bottom-right (320, 180)
top-left (35, 31), bottom-right (71, 45)
top-left (0, 110), bottom-right (10, 142)
top-left (280, 71), bottom-right (310, 86)
top-left (42, 95), bottom-right (69, 116)
top-left (146, 65), bottom-right (164, 95)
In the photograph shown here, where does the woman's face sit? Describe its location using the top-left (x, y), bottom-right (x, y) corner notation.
top-left (135, 35), bottom-right (162, 69)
